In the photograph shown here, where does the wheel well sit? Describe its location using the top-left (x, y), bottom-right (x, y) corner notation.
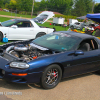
top-left (55, 63), bottom-right (64, 76)
top-left (37, 32), bottom-right (46, 36)
top-left (36, 32), bottom-right (46, 38)
top-left (0, 31), bottom-right (3, 37)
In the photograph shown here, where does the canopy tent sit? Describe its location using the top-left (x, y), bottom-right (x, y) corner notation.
top-left (86, 13), bottom-right (100, 23)
top-left (77, 16), bottom-right (86, 20)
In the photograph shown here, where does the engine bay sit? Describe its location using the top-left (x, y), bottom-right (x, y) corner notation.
top-left (0, 42), bottom-right (55, 62)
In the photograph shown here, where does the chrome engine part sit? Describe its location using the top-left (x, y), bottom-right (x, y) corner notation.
top-left (14, 44), bottom-right (28, 51)
top-left (5, 43), bottom-right (52, 61)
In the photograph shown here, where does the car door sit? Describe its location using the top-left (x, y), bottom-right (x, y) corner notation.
top-left (8, 21), bottom-right (35, 40)
top-left (70, 50), bottom-right (100, 76)
top-left (70, 39), bottom-right (100, 76)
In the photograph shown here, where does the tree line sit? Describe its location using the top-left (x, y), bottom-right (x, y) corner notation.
top-left (0, 0), bottom-right (100, 17)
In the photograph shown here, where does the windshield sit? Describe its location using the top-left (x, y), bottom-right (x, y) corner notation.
top-left (33, 32), bottom-right (81, 52)
top-left (40, 14), bottom-right (48, 17)
top-left (1, 19), bottom-right (16, 27)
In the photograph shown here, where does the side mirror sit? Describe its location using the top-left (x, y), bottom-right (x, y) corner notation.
top-left (74, 50), bottom-right (84, 56)
top-left (11, 25), bottom-right (18, 28)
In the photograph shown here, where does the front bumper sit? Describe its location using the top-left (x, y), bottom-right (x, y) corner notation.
top-left (3, 70), bottom-right (42, 83)
top-left (0, 62), bottom-right (42, 84)
top-left (0, 66), bottom-right (43, 83)
top-left (0, 55), bottom-right (43, 84)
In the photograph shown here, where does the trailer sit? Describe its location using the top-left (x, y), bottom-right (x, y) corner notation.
top-left (53, 17), bottom-right (65, 25)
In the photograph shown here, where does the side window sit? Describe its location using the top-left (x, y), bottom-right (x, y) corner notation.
top-left (24, 21), bottom-right (32, 27)
top-left (16, 22), bottom-right (23, 27)
top-left (77, 39), bottom-right (98, 52)
top-left (75, 22), bottom-right (80, 25)
top-left (16, 21), bottom-right (32, 28)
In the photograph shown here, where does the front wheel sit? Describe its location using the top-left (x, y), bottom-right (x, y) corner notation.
top-left (41, 64), bottom-right (62, 89)
top-left (70, 26), bottom-right (74, 30)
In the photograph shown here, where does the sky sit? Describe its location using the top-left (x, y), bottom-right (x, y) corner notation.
top-left (35, 0), bottom-right (100, 3)
top-left (95, 0), bottom-right (100, 3)
top-left (35, 0), bottom-right (41, 2)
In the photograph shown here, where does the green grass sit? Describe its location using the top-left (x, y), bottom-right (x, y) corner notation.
top-left (0, 11), bottom-right (36, 18)
top-left (0, 17), bottom-right (12, 22)
top-left (0, 17), bottom-right (13, 45)
top-left (37, 22), bottom-right (69, 31)
top-left (0, 42), bottom-right (6, 45)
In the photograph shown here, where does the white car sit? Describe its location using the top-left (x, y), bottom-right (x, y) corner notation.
top-left (0, 19), bottom-right (55, 41)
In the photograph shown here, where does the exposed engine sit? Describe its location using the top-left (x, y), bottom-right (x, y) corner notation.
top-left (4, 43), bottom-right (53, 61)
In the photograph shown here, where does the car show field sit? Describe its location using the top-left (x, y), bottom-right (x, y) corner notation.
top-left (0, 11), bottom-right (100, 100)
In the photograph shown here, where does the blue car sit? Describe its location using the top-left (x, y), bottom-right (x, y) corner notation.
top-left (0, 31), bottom-right (100, 89)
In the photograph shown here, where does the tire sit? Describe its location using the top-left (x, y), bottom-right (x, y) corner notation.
top-left (0, 32), bottom-right (3, 42)
top-left (70, 26), bottom-right (74, 30)
top-left (80, 27), bottom-right (83, 31)
top-left (94, 29), bottom-right (100, 37)
top-left (53, 23), bottom-right (56, 26)
top-left (95, 70), bottom-right (100, 75)
top-left (36, 32), bottom-right (46, 38)
top-left (41, 64), bottom-right (62, 89)
top-left (85, 30), bottom-right (92, 35)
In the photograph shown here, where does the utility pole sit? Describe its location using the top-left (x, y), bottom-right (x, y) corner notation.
top-left (31, 0), bottom-right (35, 18)
top-left (92, 0), bottom-right (95, 13)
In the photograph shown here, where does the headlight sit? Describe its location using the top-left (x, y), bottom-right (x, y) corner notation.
top-left (10, 62), bottom-right (29, 69)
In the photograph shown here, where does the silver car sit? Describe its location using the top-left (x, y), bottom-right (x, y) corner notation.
top-left (70, 22), bottom-right (87, 30)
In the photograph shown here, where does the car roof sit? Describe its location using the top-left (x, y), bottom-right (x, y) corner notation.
top-left (57, 31), bottom-right (95, 39)
top-left (13, 19), bottom-right (30, 22)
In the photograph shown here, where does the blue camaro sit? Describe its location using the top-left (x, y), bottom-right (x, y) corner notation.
top-left (0, 31), bottom-right (100, 89)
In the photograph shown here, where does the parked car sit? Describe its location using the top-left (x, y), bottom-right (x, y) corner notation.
top-left (33, 15), bottom-right (48, 23)
top-left (70, 22), bottom-right (87, 30)
top-left (0, 19), bottom-right (55, 41)
top-left (0, 31), bottom-right (100, 89)
top-left (3, 9), bottom-right (9, 12)
top-left (33, 11), bottom-right (54, 24)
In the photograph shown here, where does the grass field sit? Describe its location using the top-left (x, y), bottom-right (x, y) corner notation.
top-left (0, 11), bottom-right (36, 18)
top-left (37, 22), bottom-right (69, 31)
top-left (0, 17), bottom-right (12, 22)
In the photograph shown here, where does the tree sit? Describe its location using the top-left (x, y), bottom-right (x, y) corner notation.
top-left (39, 0), bottom-right (73, 15)
top-left (38, 0), bottom-right (48, 11)
top-left (0, 0), bottom-right (4, 8)
top-left (84, 0), bottom-right (93, 13)
top-left (72, 0), bottom-right (86, 16)
top-left (16, 0), bottom-right (32, 12)
top-left (9, 0), bottom-right (17, 10)
top-left (72, 0), bottom-right (93, 16)
top-left (94, 3), bottom-right (100, 13)
top-left (34, 2), bottom-right (41, 14)
top-left (3, 0), bottom-right (10, 5)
